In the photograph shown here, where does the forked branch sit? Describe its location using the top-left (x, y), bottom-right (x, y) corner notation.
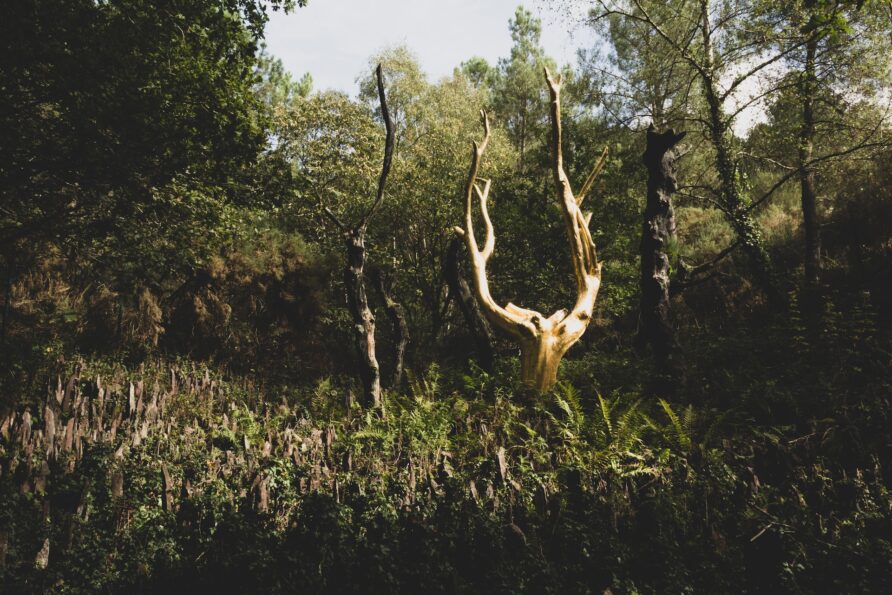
top-left (454, 110), bottom-right (529, 339)
top-left (323, 64), bottom-right (395, 408)
top-left (544, 68), bottom-right (603, 318)
top-left (453, 69), bottom-right (608, 393)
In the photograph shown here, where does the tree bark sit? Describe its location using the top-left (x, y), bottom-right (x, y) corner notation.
top-left (443, 237), bottom-right (496, 372)
top-left (344, 232), bottom-right (381, 407)
top-left (703, 81), bottom-right (785, 309)
top-left (519, 334), bottom-right (566, 394)
top-left (372, 269), bottom-right (409, 389)
top-left (638, 125), bottom-right (685, 366)
top-left (322, 64), bottom-right (394, 408)
top-left (799, 15), bottom-right (821, 292)
top-left (699, 1), bottom-right (786, 309)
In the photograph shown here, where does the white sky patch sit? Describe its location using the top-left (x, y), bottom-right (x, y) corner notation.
top-left (264, 0), bottom-right (590, 95)
top-left (720, 52), bottom-right (789, 137)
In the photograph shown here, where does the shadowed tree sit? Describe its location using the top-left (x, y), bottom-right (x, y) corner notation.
top-left (637, 125), bottom-right (686, 368)
top-left (443, 237), bottom-right (496, 372)
top-left (319, 65), bottom-right (395, 408)
top-left (594, 0), bottom-right (802, 308)
top-left (764, 0), bottom-right (892, 305)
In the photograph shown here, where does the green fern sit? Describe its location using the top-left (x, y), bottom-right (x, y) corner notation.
top-left (659, 398), bottom-right (692, 451)
top-left (614, 399), bottom-right (644, 450)
top-left (598, 394), bottom-right (614, 439)
top-left (352, 426), bottom-right (391, 443)
top-left (683, 404), bottom-right (696, 442)
top-left (559, 382), bottom-right (584, 419)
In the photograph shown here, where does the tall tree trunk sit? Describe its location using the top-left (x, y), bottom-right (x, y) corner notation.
top-left (372, 269), bottom-right (409, 389)
top-left (799, 13), bottom-right (821, 293)
top-left (518, 335), bottom-right (566, 394)
top-left (704, 80), bottom-right (785, 308)
top-left (638, 125), bottom-right (685, 367)
top-left (344, 232), bottom-right (381, 407)
top-left (322, 64), bottom-right (394, 408)
top-left (444, 237), bottom-right (495, 372)
top-left (699, 1), bottom-right (785, 309)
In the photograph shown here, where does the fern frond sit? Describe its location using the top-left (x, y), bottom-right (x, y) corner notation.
top-left (659, 398), bottom-right (691, 450)
top-left (615, 399), bottom-right (644, 448)
top-left (683, 404), bottom-right (697, 441)
top-left (701, 408), bottom-right (733, 447)
top-left (555, 395), bottom-right (573, 419)
top-left (352, 427), bottom-right (391, 442)
top-left (598, 394), bottom-right (613, 439)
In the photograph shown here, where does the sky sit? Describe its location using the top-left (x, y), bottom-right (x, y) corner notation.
top-left (263, 1), bottom-right (770, 136)
top-left (263, 0), bottom-right (591, 95)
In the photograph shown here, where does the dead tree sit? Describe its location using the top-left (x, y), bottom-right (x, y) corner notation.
top-left (443, 237), bottom-right (496, 373)
top-left (454, 68), bottom-right (608, 393)
top-left (637, 125), bottom-right (685, 367)
top-left (321, 65), bottom-right (394, 408)
top-left (371, 268), bottom-right (409, 389)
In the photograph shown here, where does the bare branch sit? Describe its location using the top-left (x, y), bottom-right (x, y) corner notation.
top-left (747, 136), bottom-right (891, 213)
top-left (311, 184), bottom-right (349, 232)
top-left (359, 63), bottom-right (395, 230)
top-left (545, 66), bottom-right (602, 325)
top-left (475, 179), bottom-right (495, 260)
top-left (738, 151), bottom-right (795, 171)
top-left (322, 206), bottom-right (348, 231)
top-left (689, 240), bottom-right (741, 276)
top-left (458, 110), bottom-right (492, 255)
top-left (577, 146), bottom-right (610, 207)
top-left (454, 72), bottom-right (606, 392)
top-left (456, 111), bottom-right (526, 339)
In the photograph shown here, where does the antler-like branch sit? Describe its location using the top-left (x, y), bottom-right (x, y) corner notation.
top-left (544, 67), bottom-right (602, 335)
top-left (454, 70), bottom-right (608, 392)
top-left (359, 63), bottom-right (395, 231)
top-left (454, 111), bottom-right (532, 339)
top-left (474, 178), bottom-right (494, 259)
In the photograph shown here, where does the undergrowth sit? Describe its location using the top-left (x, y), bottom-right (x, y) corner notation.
top-left (1, 337), bottom-right (889, 593)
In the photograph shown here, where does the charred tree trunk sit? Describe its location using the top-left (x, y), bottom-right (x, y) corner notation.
top-left (444, 237), bottom-right (495, 372)
top-left (344, 233), bottom-right (381, 408)
top-left (638, 125), bottom-right (685, 367)
top-left (372, 269), bottom-right (409, 389)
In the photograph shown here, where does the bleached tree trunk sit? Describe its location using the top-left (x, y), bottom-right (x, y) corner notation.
top-left (454, 69), bottom-right (608, 393)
